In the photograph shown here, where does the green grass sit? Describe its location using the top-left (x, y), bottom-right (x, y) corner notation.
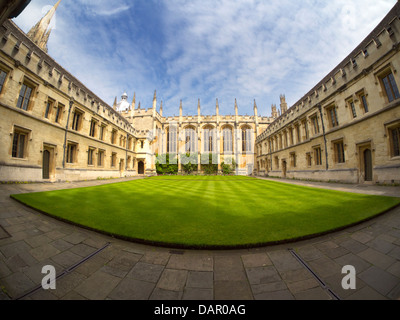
top-left (10, 176), bottom-right (400, 248)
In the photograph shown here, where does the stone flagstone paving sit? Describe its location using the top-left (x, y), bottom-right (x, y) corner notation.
top-left (0, 177), bottom-right (400, 300)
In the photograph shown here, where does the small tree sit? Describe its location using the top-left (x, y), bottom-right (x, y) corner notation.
top-left (221, 158), bottom-right (237, 175)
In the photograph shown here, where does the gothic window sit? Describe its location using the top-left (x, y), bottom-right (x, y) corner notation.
top-left (381, 71), bottom-right (400, 103)
top-left (167, 127), bottom-right (177, 153)
top-left (242, 127), bottom-right (252, 153)
top-left (0, 69), bottom-right (7, 93)
top-left (17, 82), bottom-right (34, 111)
top-left (314, 146), bottom-right (322, 166)
top-left (327, 105), bottom-right (339, 128)
top-left (98, 150), bottom-right (105, 167)
top-left (389, 125), bottom-right (400, 157)
top-left (185, 127), bottom-right (197, 153)
top-left (12, 128), bottom-right (29, 159)
top-left (72, 109), bottom-right (83, 131)
top-left (66, 143), bottom-right (78, 164)
top-left (44, 98), bottom-right (54, 119)
top-left (89, 119), bottom-right (97, 137)
top-left (204, 126), bottom-right (215, 153)
top-left (223, 127), bottom-right (233, 153)
top-left (334, 140), bottom-right (345, 163)
top-left (88, 148), bottom-right (95, 166)
top-left (55, 103), bottom-right (64, 124)
top-left (311, 115), bottom-right (320, 135)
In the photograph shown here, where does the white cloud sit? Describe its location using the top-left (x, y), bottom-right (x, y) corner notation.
top-left (13, 0), bottom-right (398, 117)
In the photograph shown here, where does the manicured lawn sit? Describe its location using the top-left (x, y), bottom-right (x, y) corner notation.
top-left (11, 177), bottom-right (400, 248)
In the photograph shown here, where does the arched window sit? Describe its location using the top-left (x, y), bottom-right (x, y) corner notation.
top-left (203, 126), bottom-right (215, 153)
top-left (167, 127), bottom-right (177, 154)
top-left (223, 127), bottom-right (233, 153)
top-left (242, 127), bottom-right (252, 153)
top-left (185, 127), bottom-right (197, 153)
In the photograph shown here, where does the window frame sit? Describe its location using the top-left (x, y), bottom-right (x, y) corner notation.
top-left (17, 82), bottom-right (35, 111)
top-left (87, 147), bottom-right (95, 166)
top-left (66, 142), bottom-right (78, 164)
top-left (388, 124), bottom-right (400, 158)
top-left (380, 71), bottom-right (400, 103)
top-left (97, 149), bottom-right (105, 167)
top-left (0, 68), bottom-right (8, 94)
top-left (326, 105), bottom-right (339, 129)
top-left (333, 140), bottom-right (346, 164)
top-left (71, 108), bottom-right (84, 132)
top-left (11, 127), bottom-right (30, 159)
top-left (314, 146), bottom-right (322, 166)
top-left (89, 119), bottom-right (98, 138)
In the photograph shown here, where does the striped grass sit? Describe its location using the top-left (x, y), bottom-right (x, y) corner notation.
top-left (11, 177), bottom-right (400, 248)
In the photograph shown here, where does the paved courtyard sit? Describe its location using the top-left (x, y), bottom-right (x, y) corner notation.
top-left (0, 177), bottom-right (400, 300)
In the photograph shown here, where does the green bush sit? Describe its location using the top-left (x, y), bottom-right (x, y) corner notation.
top-left (180, 153), bottom-right (198, 174)
top-left (221, 158), bottom-right (237, 175)
top-left (156, 154), bottom-right (178, 175)
top-left (201, 153), bottom-right (218, 175)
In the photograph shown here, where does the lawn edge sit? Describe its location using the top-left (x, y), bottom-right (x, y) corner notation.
top-left (9, 194), bottom-right (400, 251)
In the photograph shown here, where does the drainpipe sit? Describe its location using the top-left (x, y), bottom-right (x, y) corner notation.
top-left (62, 99), bottom-right (74, 169)
top-left (318, 104), bottom-right (329, 171)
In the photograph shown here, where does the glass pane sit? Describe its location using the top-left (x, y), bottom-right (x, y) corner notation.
top-left (12, 133), bottom-right (19, 157)
top-left (361, 96), bottom-right (369, 113)
top-left (0, 70), bottom-right (6, 91)
top-left (388, 73), bottom-right (400, 100)
top-left (383, 76), bottom-right (394, 102)
top-left (18, 134), bottom-right (25, 158)
top-left (392, 128), bottom-right (400, 156)
top-left (22, 87), bottom-right (32, 110)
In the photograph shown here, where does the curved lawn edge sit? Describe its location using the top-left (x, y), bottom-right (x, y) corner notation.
top-left (10, 194), bottom-right (400, 250)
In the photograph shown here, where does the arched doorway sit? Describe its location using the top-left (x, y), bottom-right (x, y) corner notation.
top-left (42, 150), bottom-right (50, 179)
top-left (138, 161), bottom-right (145, 175)
top-left (364, 149), bottom-right (373, 182)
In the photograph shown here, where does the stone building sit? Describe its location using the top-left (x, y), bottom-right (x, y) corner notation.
top-left (0, 0), bottom-right (274, 181)
top-left (0, 3), bottom-right (139, 182)
top-left (1, 1), bottom-right (400, 183)
top-left (256, 3), bottom-right (400, 184)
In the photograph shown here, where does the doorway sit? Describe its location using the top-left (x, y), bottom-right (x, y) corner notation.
top-left (43, 150), bottom-right (50, 180)
top-left (138, 161), bottom-right (145, 175)
top-left (282, 160), bottom-right (287, 178)
top-left (363, 149), bottom-right (373, 182)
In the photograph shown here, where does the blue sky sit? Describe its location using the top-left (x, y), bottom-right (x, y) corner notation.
top-left (14, 0), bottom-right (397, 117)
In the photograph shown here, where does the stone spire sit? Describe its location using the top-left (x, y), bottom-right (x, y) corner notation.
top-left (130, 93), bottom-right (135, 117)
top-left (254, 99), bottom-right (258, 117)
top-left (216, 99), bottom-right (219, 117)
top-left (280, 94), bottom-right (288, 114)
top-left (27, 0), bottom-right (61, 53)
top-left (271, 104), bottom-right (278, 118)
top-left (159, 100), bottom-right (163, 117)
top-left (153, 90), bottom-right (157, 110)
top-left (197, 99), bottom-right (201, 117)
top-left (179, 100), bottom-right (183, 117)
top-left (235, 99), bottom-right (238, 117)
